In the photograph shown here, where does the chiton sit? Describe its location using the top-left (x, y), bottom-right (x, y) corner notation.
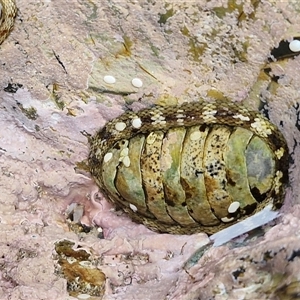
top-left (88, 101), bottom-right (289, 234)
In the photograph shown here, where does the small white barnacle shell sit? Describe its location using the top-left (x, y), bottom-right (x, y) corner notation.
top-left (289, 40), bottom-right (300, 52)
top-left (103, 152), bottom-right (113, 163)
top-left (115, 121), bottom-right (127, 131)
top-left (118, 147), bottom-right (130, 167)
top-left (131, 78), bottom-right (143, 88)
top-left (129, 203), bottom-right (138, 212)
top-left (122, 155), bottom-right (130, 167)
top-left (103, 75), bottom-right (116, 84)
top-left (132, 117), bottom-right (142, 129)
top-left (228, 201), bottom-right (240, 214)
top-left (221, 217), bottom-right (235, 223)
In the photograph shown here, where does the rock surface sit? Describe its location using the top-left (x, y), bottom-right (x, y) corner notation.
top-left (1, 1), bottom-right (300, 299)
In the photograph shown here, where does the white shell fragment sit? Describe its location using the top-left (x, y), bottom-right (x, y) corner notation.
top-left (132, 117), bottom-right (142, 129)
top-left (103, 75), bottom-right (116, 84)
top-left (129, 203), bottom-right (138, 212)
top-left (122, 156), bottom-right (131, 167)
top-left (104, 152), bottom-right (113, 163)
top-left (115, 122), bottom-right (127, 131)
top-left (221, 217), bottom-right (234, 223)
top-left (289, 40), bottom-right (300, 52)
top-left (228, 201), bottom-right (240, 213)
top-left (131, 78), bottom-right (143, 88)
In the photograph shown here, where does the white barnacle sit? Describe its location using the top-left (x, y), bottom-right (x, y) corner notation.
top-left (132, 117), bottom-right (142, 129)
top-left (221, 216), bottom-right (235, 223)
top-left (233, 114), bottom-right (250, 121)
top-left (129, 203), bottom-right (138, 212)
top-left (103, 75), bottom-right (116, 84)
top-left (122, 155), bottom-right (131, 167)
top-left (289, 40), bottom-right (300, 52)
top-left (228, 201), bottom-right (240, 214)
top-left (118, 146), bottom-right (130, 166)
top-left (119, 147), bottom-right (130, 166)
top-left (115, 121), bottom-right (127, 131)
top-left (275, 147), bottom-right (285, 160)
top-left (103, 152), bottom-right (113, 163)
top-left (131, 78), bottom-right (143, 88)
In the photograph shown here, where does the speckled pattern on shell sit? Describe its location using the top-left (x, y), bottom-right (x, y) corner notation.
top-left (88, 100), bottom-right (289, 235)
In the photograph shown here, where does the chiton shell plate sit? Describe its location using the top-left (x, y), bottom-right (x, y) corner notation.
top-left (88, 101), bottom-right (289, 234)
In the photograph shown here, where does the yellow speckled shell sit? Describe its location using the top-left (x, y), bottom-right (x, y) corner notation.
top-left (88, 101), bottom-right (288, 235)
